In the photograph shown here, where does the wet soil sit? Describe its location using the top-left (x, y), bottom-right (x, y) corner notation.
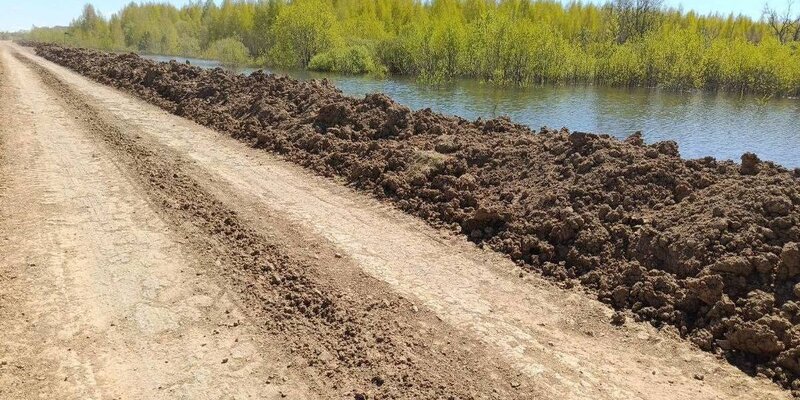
top-left (29, 43), bottom-right (800, 392)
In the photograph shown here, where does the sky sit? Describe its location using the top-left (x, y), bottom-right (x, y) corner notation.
top-left (0, 0), bottom-right (787, 32)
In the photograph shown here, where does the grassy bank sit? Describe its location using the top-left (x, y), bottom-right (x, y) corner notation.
top-left (25, 0), bottom-right (800, 96)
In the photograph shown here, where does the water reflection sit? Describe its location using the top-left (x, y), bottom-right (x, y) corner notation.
top-left (143, 55), bottom-right (800, 168)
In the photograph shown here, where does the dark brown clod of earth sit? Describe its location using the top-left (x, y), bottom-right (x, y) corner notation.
top-left (30, 43), bottom-right (800, 391)
top-left (741, 152), bottom-right (761, 175)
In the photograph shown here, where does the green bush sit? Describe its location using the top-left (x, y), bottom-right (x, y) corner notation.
top-left (597, 43), bottom-right (645, 86)
top-left (308, 45), bottom-right (385, 75)
top-left (376, 36), bottom-right (416, 75)
top-left (204, 37), bottom-right (251, 67)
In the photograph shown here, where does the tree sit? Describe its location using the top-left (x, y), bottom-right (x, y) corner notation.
top-left (613, 0), bottom-right (664, 43)
top-left (763, 1), bottom-right (800, 43)
top-left (75, 4), bottom-right (100, 33)
top-left (252, 0), bottom-right (285, 56)
top-left (269, 0), bottom-right (342, 68)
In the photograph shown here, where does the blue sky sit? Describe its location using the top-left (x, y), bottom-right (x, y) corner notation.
top-left (0, 0), bottom-right (786, 32)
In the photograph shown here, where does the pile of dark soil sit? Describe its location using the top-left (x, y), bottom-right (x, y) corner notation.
top-left (32, 43), bottom-right (800, 391)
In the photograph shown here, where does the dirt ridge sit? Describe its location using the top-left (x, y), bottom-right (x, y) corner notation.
top-left (26, 43), bottom-right (800, 393)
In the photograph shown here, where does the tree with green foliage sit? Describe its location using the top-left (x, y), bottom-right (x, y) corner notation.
top-left (269, 0), bottom-right (341, 68)
top-left (613, 0), bottom-right (664, 43)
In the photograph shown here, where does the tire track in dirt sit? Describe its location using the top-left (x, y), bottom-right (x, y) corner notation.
top-left (11, 43), bottom-right (794, 399)
top-left (10, 47), bottom-right (539, 399)
top-left (0, 45), bottom-right (314, 400)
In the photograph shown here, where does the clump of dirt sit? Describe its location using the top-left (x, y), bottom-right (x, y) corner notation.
top-left (32, 43), bottom-right (800, 391)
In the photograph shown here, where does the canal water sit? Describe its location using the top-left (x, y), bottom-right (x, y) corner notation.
top-left (145, 55), bottom-right (800, 168)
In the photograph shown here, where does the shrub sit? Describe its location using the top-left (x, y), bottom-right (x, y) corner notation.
top-left (204, 37), bottom-right (251, 67)
top-left (309, 45), bottom-right (385, 75)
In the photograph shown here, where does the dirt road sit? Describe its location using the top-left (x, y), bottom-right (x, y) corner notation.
top-left (0, 41), bottom-right (790, 399)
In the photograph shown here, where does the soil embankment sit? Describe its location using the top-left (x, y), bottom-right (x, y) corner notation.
top-left (27, 43), bottom-right (800, 392)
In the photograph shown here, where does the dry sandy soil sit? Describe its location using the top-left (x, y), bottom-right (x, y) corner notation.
top-left (0, 41), bottom-right (792, 399)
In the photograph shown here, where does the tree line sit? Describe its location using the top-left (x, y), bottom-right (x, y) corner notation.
top-left (24, 0), bottom-right (800, 96)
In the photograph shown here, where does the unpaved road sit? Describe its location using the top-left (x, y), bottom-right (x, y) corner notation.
top-left (0, 41), bottom-right (790, 399)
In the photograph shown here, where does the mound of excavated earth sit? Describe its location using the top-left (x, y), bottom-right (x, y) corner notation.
top-left (30, 43), bottom-right (800, 390)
